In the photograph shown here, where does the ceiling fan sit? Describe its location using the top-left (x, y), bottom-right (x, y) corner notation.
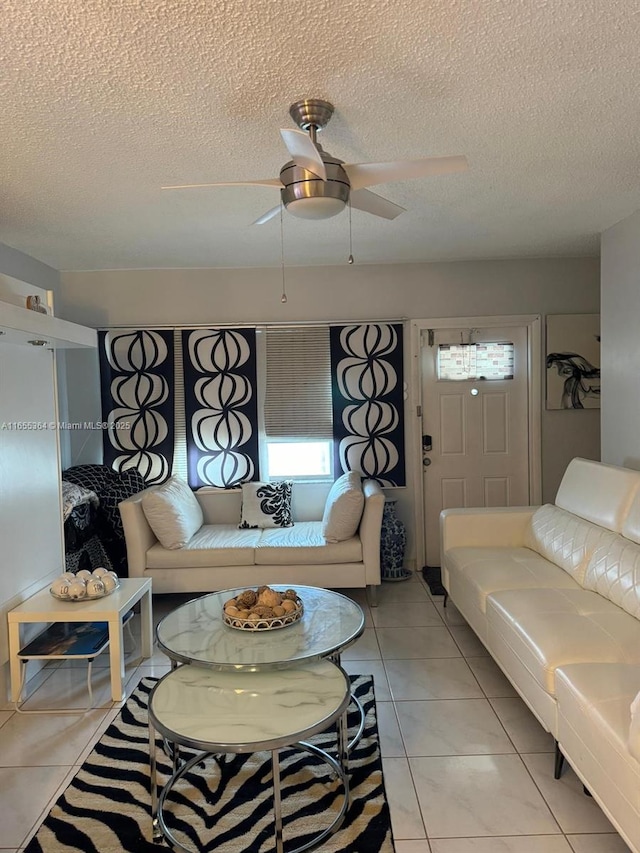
top-left (162, 98), bottom-right (468, 225)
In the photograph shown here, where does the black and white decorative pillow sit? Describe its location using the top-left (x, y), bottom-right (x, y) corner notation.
top-left (239, 481), bottom-right (294, 529)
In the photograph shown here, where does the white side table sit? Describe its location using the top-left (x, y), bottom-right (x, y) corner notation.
top-left (8, 578), bottom-right (153, 703)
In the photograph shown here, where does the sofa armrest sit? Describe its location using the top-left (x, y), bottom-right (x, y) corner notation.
top-left (118, 488), bottom-right (160, 578)
top-left (440, 506), bottom-right (538, 555)
top-left (360, 479), bottom-right (385, 586)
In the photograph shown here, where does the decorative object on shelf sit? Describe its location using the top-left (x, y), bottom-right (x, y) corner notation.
top-left (50, 568), bottom-right (120, 601)
top-left (380, 498), bottom-right (411, 581)
top-left (26, 295), bottom-right (48, 314)
top-left (222, 585), bottom-right (303, 630)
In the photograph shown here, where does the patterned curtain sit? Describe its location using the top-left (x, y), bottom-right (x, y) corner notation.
top-left (182, 328), bottom-right (259, 488)
top-left (98, 330), bottom-right (175, 485)
top-left (330, 323), bottom-right (405, 487)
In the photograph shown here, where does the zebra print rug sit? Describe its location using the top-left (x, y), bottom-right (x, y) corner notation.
top-left (25, 675), bottom-right (394, 853)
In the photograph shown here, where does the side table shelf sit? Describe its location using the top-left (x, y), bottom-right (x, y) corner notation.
top-left (16, 612), bottom-right (134, 713)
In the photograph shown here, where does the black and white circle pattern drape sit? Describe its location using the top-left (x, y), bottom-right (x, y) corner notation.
top-left (182, 329), bottom-right (259, 489)
top-left (330, 323), bottom-right (405, 487)
top-left (98, 331), bottom-right (174, 485)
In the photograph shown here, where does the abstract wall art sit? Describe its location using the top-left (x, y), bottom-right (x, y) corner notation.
top-left (545, 314), bottom-right (600, 410)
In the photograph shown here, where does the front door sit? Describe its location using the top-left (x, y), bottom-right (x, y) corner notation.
top-left (421, 324), bottom-right (531, 567)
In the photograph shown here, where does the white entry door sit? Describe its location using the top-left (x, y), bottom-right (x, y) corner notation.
top-left (421, 324), bottom-right (531, 567)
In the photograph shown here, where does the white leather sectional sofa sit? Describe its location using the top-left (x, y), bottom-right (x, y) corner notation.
top-left (119, 479), bottom-right (385, 599)
top-left (440, 458), bottom-right (640, 852)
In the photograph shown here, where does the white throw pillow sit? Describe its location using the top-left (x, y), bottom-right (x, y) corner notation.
top-left (322, 472), bottom-right (364, 543)
top-left (239, 481), bottom-right (293, 529)
top-left (141, 477), bottom-right (203, 549)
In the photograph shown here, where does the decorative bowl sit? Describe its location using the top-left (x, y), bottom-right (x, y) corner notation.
top-left (50, 583), bottom-right (120, 601)
top-left (222, 586), bottom-right (304, 631)
top-left (50, 570), bottom-right (120, 601)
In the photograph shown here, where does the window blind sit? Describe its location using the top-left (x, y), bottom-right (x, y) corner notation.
top-left (264, 326), bottom-right (333, 439)
top-left (171, 329), bottom-right (189, 481)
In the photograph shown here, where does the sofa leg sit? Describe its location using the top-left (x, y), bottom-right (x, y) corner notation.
top-left (367, 585), bottom-right (378, 608)
top-left (443, 591), bottom-right (449, 608)
top-left (554, 741), bottom-right (565, 779)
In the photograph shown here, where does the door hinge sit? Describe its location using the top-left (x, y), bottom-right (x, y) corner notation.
top-left (428, 329), bottom-right (434, 347)
top-left (417, 405), bottom-right (422, 418)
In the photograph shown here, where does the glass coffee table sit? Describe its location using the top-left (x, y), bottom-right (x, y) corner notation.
top-left (156, 585), bottom-right (366, 748)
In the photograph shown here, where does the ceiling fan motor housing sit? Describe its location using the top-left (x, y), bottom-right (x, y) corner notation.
top-left (279, 148), bottom-right (350, 219)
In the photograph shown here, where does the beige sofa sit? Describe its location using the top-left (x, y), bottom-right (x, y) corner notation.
top-left (119, 479), bottom-right (385, 600)
top-left (440, 457), bottom-right (640, 853)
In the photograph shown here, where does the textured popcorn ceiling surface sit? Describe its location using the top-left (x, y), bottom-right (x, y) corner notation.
top-left (3, 0), bottom-right (640, 270)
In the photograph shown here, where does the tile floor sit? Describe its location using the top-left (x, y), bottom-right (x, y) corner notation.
top-left (0, 574), bottom-right (632, 852)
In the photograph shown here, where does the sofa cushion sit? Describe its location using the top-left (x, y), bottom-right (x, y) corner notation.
top-left (146, 524), bottom-right (261, 568)
top-left (141, 477), bottom-right (203, 549)
top-left (321, 472), bottom-right (364, 543)
top-left (524, 504), bottom-right (617, 584)
top-left (487, 588), bottom-right (640, 696)
top-left (622, 487), bottom-right (640, 545)
top-left (239, 481), bottom-right (293, 529)
top-left (446, 546), bottom-right (580, 616)
top-left (583, 534), bottom-right (640, 620)
top-left (556, 662), bottom-right (640, 844)
top-left (555, 457), bottom-right (640, 532)
top-left (631, 688), bottom-right (640, 763)
top-left (254, 521), bottom-right (362, 565)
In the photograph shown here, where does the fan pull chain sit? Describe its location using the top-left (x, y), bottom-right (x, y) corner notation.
top-left (348, 199), bottom-right (354, 264)
top-left (279, 204), bottom-right (288, 303)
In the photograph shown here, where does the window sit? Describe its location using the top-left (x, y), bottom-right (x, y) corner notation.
top-left (266, 440), bottom-right (332, 478)
top-left (437, 342), bottom-right (515, 381)
top-left (261, 326), bottom-right (334, 480)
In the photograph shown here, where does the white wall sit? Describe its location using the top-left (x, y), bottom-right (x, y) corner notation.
top-left (601, 209), bottom-right (640, 470)
top-left (0, 245), bottom-right (63, 704)
top-left (59, 257), bottom-right (601, 567)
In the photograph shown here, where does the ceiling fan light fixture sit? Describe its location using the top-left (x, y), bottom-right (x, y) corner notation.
top-left (285, 195), bottom-right (347, 220)
top-left (280, 168), bottom-right (350, 220)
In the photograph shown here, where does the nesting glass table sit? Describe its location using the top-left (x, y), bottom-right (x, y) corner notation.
top-left (150, 586), bottom-right (365, 852)
top-left (149, 659), bottom-right (351, 853)
top-left (156, 584), bottom-right (365, 672)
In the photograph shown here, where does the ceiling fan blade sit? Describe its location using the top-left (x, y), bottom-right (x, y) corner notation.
top-left (252, 205), bottom-right (282, 226)
top-left (279, 129), bottom-right (327, 180)
top-left (344, 155), bottom-right (468, 191)
top-left (349, 189), bottom-right (406, 220)
top-left (161, 179), bottom-right (282, 190)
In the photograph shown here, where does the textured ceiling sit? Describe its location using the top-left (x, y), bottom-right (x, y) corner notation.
top-left (2, 0), bottom-right (640, 271)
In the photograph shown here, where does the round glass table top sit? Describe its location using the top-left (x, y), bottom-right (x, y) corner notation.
top-left (156, 585), bottom-right (365, 671)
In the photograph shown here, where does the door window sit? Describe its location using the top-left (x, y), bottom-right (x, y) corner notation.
top-left (437, 343), bottom-right (514, 381)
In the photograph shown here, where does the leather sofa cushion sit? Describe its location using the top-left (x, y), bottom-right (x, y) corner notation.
top-left (583, 534), bottom-right (640, 620)
top-left (622, 487), bottom-right (640, 545)
top-left (146, 524), bottom-right (261, 568)
top-left (487, 588), bottom-right (640, 696)
top-left (556, 663), bottom-right (640, 817)
top-left (555, 457), bottom-right (640, 532)
top-left (255, 521), bottom-right (362, 565)
top-left (525, 504), bottom-right (617, 584)
top-left (631, 689), bottom-right (640, 763)
top-left (446, 546), bottom-right (580, 615)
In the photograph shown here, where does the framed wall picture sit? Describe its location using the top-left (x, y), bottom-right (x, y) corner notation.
top-left (545, 314), bottom-right (600, 410)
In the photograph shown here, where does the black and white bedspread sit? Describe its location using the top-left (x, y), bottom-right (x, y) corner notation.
top-left (61, 481), bottom-right (99, 522)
